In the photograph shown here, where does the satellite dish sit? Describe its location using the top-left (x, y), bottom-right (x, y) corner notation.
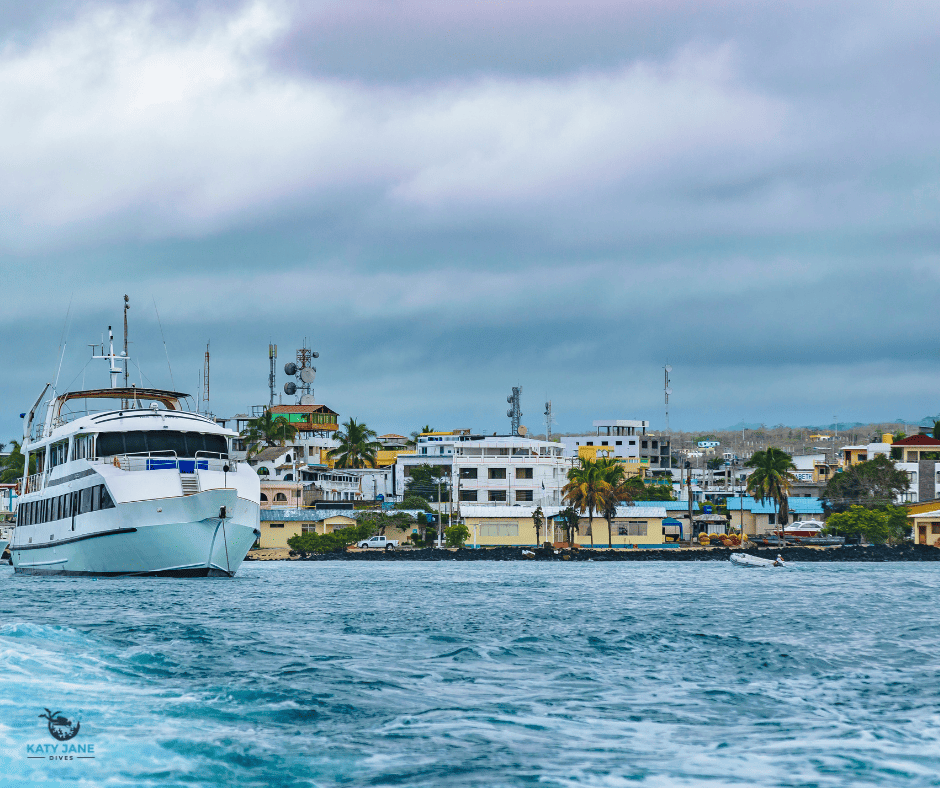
top-left (518, 425), bottom-right (528, 436)
top-left (284, 362), bottom-right (298, 376)
top-left (507, 395), bottom-right (513, 404)
top-left (665, 388), bottom-right (673, 395)
top-left (507, 409), bottom-right (513, 418)
top-left (311, 351), bottom-right (319, 358)
top-left (300, 394), bottom-right (316, 405)
top-left (665, 365), bottom-right (672, 372)
top-left (299, 367), bottom-right (316, 384)
top-left (284, 381), bottom-right (297, 395)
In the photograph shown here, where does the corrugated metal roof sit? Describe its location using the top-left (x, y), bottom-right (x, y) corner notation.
top-left (459, 505), bottom-right (666, 519)
top-left (632, 500), bottom-right (689, 511)
top-left (260, 508), bottom-right (426, 522)
top-left (725, 496), bottom-right (824, 514)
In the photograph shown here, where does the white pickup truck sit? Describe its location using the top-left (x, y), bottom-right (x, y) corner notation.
top-left (356, 535), bottom-right (400, 550)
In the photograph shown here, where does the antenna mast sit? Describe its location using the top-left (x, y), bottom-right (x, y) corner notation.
top-left (544, 400), bottom-right (553, 441)
top-left (123, 295), bottom-right (130, 407)
top-left (203, 342), bottom-right (210, 414)
top-left (506, 386), bottom-right (522, 436)
top-left (268, 343), bottom-right (277, 409)
top-left (664, 363), bottom-right (673, 470)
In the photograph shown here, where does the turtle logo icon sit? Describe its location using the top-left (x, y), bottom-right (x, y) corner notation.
top-left (39, 709), bottom-right (80, 741)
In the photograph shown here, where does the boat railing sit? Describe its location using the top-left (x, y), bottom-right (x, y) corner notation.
top-left (96, 451), bottom-right (230, 474)
top-left (24, 471), bottom-right (48, 494)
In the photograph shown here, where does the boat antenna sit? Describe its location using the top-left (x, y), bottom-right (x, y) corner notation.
top-left (52, 293), bottom-right (75, 393)
top-left (152, 296), bottom-right (175, 390)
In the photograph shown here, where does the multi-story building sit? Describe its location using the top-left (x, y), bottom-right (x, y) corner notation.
top-left (559, 419), bottom-right (671, 472)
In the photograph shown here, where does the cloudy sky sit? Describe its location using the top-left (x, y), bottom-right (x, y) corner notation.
top-left (1, 0), bottom-right (938, 440)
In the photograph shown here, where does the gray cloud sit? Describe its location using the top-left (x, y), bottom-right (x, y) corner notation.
top-left (1, 0), bottom-right (939, 442)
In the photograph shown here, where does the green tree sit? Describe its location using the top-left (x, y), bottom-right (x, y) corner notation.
top-left (403, 465), bottom-right (449, 502)
top-left (559, 506), bottom-right (580, 545)
top-left (329, 418), bottom-right (381, 468)
top-left (288, 521), bottom-right (377, 554)
top-left (357, 510), bottom-right (415, 536)
top-left (563, 458), bottom-right (611, 546)
top-left (445, 523), bottom-right (471, 547)
top-left (0, 440), bottom-right (35, 484)
top-left (822, 505), bottom-right (908, 545)
top-left (396, 495), bottom-right (433, 512)
top-left (532, 505), bottom-right (544, 545)
top-left (933, 421), bottom-right (940, 440)
top-left (241, 411), bottom-right (297, 455)
top-left (622, 476), bottom-right (675, 501)
top-left (822, 455), bottom-right (910, 511)
top-left (745, 447), bottom-right (797, 538)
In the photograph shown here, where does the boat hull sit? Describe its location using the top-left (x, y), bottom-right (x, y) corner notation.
top-left (11, 490), bottom-right (259, 577)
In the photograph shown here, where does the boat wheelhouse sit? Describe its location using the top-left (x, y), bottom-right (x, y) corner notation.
top-left (12, 328), bottom-right (260, 577)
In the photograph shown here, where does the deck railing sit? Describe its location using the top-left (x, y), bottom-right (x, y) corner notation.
top-left (96, 451), bottom-right (231, 473)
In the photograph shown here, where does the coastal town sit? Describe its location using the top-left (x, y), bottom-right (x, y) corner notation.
top-left (2, 340), bottom-right (924, 560)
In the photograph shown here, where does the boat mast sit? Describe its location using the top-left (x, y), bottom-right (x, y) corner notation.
top-left (92, 327), bottom-right (125, 389)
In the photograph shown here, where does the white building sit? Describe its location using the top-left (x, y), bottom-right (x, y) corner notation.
top-left (453, 435), bottom-right (571, 508)
top-left (558, 420), bottom-right (671, 469)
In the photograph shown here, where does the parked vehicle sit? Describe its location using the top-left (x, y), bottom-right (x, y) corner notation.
top-left (357, 535), bottom-right (399, 550)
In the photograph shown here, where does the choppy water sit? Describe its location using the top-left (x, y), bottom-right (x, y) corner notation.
top-left (2, 561), bottom-right (939, 787)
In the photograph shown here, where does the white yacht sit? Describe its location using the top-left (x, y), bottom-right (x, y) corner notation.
top-left (11, 328), bottom-right (260, 577)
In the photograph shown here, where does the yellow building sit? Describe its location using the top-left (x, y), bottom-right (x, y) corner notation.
top-left (908, 510), bottom-right (940, 546)
top-left (575, 446), bottom-right (648, 478)
top-left (460, 504), bottom-right (666, 548)
top-left (258, 508), bottom-right (358, 549)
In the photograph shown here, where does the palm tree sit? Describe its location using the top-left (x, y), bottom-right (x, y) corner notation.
top-left (329, 418), bottom-right (382, 468)
top-left (559, 506), bottom-right (580, 545)
top-left (241, 411), bottom-right (297, 455)
top-left (532, 505), bottom-right (544, 546)
top-left (745, 447), bottom-right (797, 542)
top-left (0, 440), bottom-right (34, 484)
top-left (597, 458), bottom-right (633, 548)
top-left (563, 458), bottom-right (611, 546)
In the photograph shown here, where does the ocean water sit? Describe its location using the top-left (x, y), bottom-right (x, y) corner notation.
top-left (1, 561), bottom-right (939, 788)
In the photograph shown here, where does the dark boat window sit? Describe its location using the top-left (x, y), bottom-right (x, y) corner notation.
top-left (100, 485), bottom-right (115, 509)
top-left (80, 487), bottom-right (92, 514)
top-left (92, 486), bottom-right (101, 511)
top-left (95, 431), bottom-right (227, 457)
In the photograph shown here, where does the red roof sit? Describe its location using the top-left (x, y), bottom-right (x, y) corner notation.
top-left (892, 435), bottom-right (940, 446)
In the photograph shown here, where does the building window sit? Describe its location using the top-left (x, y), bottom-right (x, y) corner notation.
top-left (629, 440), bottom-right (636, 446)
top-left (651, 441), bottom-right (658, 449)
top-left (260, 494), bottom-right (268, 502)
top-left (601, 441), bottom-right (608, 446)
top-left (460, 468), bottom-right (478, 479)
top-left (768, 514), bottom-right (776, 525)
top-left (586, 441), bottom-right (594, 446)
top-left (616, 441), bottom-right (622, 446)
top-left (516, 468), bottom-right (533, 479)
top-left (488, 490), bottom-right (507, 502)
top-left (641, 441), bottom-right (648, 449)
top-left (617, 522), bottom-right (648, 536)
top-left (459, 490), bottom-right (478, 502)
top-left (516, 490), bottom-right (533, 502)
top-left (489, 468), bottom-right (506, 480)
top-left (275, 493), bottom-right (288, 502)
top-left (269, 523), bottom-right (284, 529)
top-left (480, 522), bottom-right (519, 537)
top-left (932, 524), bottom-right (940, 535)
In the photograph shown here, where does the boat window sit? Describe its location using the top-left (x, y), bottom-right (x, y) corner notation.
top-left (80, 487), bottom-right (93, 514)
top-left (49, 440), bottom-right (69, 469)
top-left (96, 431), bottom-right (227, 457)
top-left (72, 434), bottom-right (95, 461)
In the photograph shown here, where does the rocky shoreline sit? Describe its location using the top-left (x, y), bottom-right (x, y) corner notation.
top-left (279, 544), bottom-right (940, 562)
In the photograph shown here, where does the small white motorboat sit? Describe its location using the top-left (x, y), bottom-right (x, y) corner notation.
top-left (730, 553), bottom-right (787, 568)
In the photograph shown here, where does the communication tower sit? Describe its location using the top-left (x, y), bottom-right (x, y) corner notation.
top-left (544, 400), bottom-right (554, 441)
top-left (506, 386), bottom-right (522, 436)
top-left (268, 344), bottom-right (277, 408)
top-left (664, 363), bottom-right (672, 469)
top-left (203, 341), bottom-right (210, 414)
top-left (284, 339), bottom-right (319, 404)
